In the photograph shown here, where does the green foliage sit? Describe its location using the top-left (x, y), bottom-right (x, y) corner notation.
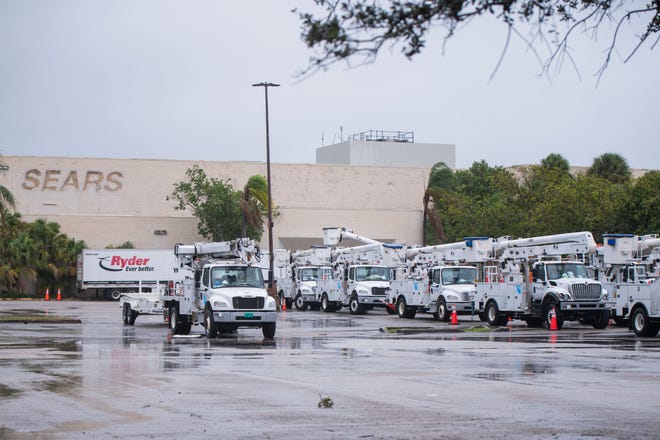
top-left (587, 153), bottom-right (632, 184)
top-left (0, 153), bottom-right (16, 225)
top-left (106, 241), bottom-right (135, 249)
top-left (0, 213), bottom-right (85, 294)
top-left (170, 165), bottom-right (269, 242)
top-left (425, 155), bottom-right (656, 244)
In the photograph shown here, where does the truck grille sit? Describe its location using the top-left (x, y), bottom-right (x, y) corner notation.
top-left (570, 283), bottom-right (602, 301)
top-left (232, 297), bottom-right (264, 309)
top-left (371, 287), bottom-right (387, 296)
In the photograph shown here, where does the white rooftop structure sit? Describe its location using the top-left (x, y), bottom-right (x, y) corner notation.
top-left (316, 130), bottom-right (455, 168)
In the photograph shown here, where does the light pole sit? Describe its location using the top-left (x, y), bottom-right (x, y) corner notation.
top-left (252, 82), bottom-right (279, 297)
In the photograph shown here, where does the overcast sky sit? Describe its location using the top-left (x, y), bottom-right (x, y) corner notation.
top-left (1, 0), bottom-right (658, 170)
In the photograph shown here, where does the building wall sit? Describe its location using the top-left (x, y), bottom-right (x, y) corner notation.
top-left (1, 156), bottom-right (429, 251)
top-left (316, 140), bottom-right (456, 168)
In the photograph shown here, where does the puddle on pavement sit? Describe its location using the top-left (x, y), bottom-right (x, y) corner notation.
top-left (0, 383), bottom-right (22, 399)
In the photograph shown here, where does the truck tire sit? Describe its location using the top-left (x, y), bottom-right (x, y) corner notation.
top-left (542, 301), bottom-right (564, 330)
top-left (349, 295), bottom-right (365, 315)
top-left (122, 302), bottom-right (130, 325)
top-left (294, 294), bottom-right (308, 311)
top-left (262, 322), bottom-right (276, 339)
top-left (631, 307), bottom-right (660, 337)
top-left (321, 294), bottom-right (336, 313)
top-left (591, 310), bottom-right (611, 329)
top-left (204, 307), bottom-right (218, 339)
top-left (169, 307), bottom-right (191, 335)
top-left (397, 297), bottom-right (416, 319)
top-left (436, 297), bottom-right (450, 322)
top-left (486, 301), bottom-right (507, 326)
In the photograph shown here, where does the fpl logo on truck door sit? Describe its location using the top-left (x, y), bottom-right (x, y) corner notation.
top-left (99, 255), bottom-right (155, 273)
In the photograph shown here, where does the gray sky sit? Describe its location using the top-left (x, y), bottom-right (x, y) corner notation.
top-left (1, 0), bottom-right (658, 170)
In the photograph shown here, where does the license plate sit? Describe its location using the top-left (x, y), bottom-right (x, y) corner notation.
top-left (243, 312), bottom-right (254, 318)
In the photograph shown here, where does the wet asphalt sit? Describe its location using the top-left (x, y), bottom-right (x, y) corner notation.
top-left (1, 300), bottom-right (659, 440)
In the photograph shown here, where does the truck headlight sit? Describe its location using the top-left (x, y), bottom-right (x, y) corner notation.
top-left (601, 289), bottom-right (609, 301)
top-left (557, 292), bottom-right (572, 301)
top-left (213, 300), bottom-right (228, 308)
top-left (446, 294), bottom-right (459, 302)
top-left (266, 297), bottom-right (276, 308)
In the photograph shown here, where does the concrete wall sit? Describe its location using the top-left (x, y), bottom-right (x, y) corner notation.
top-left (316, 140), bottom-right (456, 168)
top-left (0, 156), bottom-right (429, 251)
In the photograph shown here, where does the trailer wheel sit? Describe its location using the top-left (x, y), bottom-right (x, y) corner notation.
top-left (110, 290), bottom-right (122, 301)
top-left (591, 310), bottom-right (611, 329)
top-left (436, 297), bottom-right (449, 322)
top-left (294, 294), bottom-right (308, 311)
top-left (204, 307), bottom-right (218, 339)
top-left (321, 294), bottom-right (336, 313)
top-left (397, 296), bottom-right (416, 319)
top-left (349, 295), bottom-right (365, 315)
top-left (631, 307), bottom-right (659, 337)
top-left (486, 301), bottom-right (507, 326)
top-left (262, 322), bottom-right (276, 339)
top-left (542, 301), bottom-right (564, 330)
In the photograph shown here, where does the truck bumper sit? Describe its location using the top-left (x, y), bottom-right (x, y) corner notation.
top-left (358, 296), bottom-right (387, 306)
top-left (212, 310), bottom-right (278, 324)
top-left (301, 294), bottom-right (318, 303)
top-left (560, 301), bottom-right (612, 312)
top-left (446, 301), bottom-right (473, 314)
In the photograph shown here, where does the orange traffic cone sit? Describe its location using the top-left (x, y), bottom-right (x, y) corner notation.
top-left (56, 289), bottom-right (62, 301)
top-left (450, 308), bottom-right (459, 325)
top-left (44, 288), bottom-right (50, 301)
top-left (549, 310), bottom-right (558, 331)
top-left (281, 297), bottom-right (287, 311)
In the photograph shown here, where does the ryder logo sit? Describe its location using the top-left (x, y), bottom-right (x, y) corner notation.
top-left (98, 256), bottom-right (155, 272)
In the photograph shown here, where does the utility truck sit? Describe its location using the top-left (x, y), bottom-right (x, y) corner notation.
top-left (387, 237), bottom-right (493, 320)
top-left (472, 232), bottom-right (612, 329)
top-left (276, 246), bottom-right (332, 311)
top-left (316, 227), bottom-right (405, 314)
top-left (162, 239), bottom-right (278, 338)
top-left (598, 233), bottom-right (660, 336)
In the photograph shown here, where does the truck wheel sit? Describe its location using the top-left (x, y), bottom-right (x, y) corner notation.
top-left (321, 294), bottom-right (336, 313)
top-left (631, 307), bottom-right (659, 337)
top-left (169, 307), bottom-right (191, 335)
top-left (591, 310), bottom-right (611, 329)
top-left (486, 301), bottom-right (506, 326)
top-left (436, 298), bottom-right (450, 322)
top-left (262, 322), bottom-right (276, 339)
top-left (122, 303), bottom-right (130, 325)
top-left (204, 307), bottom-right (218, 339)
top-left (542, 301), bottom-right (564, 330)
top-left (129, 309), bottom-right (138, 326)
top-left (397, 297), bottom-right (415, 319)
top-left (349, 295), bottom-right (364, 315)
top-left (294, 294), bottom-right (308, 311)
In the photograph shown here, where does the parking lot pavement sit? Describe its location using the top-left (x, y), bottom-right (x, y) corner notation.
top-left (1, 300), bottom-right (660, 439)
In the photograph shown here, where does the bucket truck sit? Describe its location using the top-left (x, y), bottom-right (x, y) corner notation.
top-left (387, 237), bottom-right (493, 320)
top-left (599, 233), bottom-right (660, 336)
top-left (273, 246), bottom-right (332, 311)
top-left (472, 232), bottom-right (612, 329)
top-left (161, 238), bottom-right (278, 339)
top-left (316, 227), bottom-right (405, 314)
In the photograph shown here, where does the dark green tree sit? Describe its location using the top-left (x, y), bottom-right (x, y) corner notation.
top-left (619, 170), bottom-right (660, 234)
top-left (0, 154), bottom-right (16, 226)
top-left (587, 153), bottom-right (632, 184)
top-left (540, 153), bottom-right (570, 174)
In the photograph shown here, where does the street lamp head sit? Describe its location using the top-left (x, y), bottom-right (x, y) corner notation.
top-left (252, 82), bottom-right (280, 88)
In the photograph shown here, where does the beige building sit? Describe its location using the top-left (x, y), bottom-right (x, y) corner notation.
top-left (0, 156), bottom-right (430, 250)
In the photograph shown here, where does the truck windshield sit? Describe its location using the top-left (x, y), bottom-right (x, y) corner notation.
top-left (300, 267), bottom-right (319, 282)
top-left (355, 266), bottom-right (390, 282)
top-left (545, 263), bottom-right (590, 280)
top-left (441, 267), bottom-right (477, 285)
top-left (210, 266), bottom-right (264, 288)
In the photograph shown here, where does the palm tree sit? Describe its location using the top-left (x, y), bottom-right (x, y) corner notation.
top-left (239, 174), bottom-right (269, 239)
top-left (0, 154), bottom-right (16, 226)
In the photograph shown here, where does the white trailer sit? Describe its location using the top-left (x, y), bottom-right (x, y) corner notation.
top-left (472, 232), bottom-right (612, 329)
top-left (599, 233), bottom-right (660, 336)
top-left (387, 237), bottom-right (493, 320)
top-left (161, 239), bottom-right (278, 339)
top-left (316, 227), bottom-right (405, 314)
